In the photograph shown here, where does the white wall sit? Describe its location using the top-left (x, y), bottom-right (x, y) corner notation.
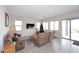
top-left (9, 16), bottom-right (40, 37)
top-left (0, 6), bottom-right (9, 52)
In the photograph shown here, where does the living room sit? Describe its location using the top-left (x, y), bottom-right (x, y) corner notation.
top-left (0, 5), bottom-right (79, 53)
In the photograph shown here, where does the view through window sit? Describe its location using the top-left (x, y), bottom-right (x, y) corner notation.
top-left (15, 21), bottom-right (22, 31)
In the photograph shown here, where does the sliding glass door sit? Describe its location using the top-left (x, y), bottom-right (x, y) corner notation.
top-left (71, 19), bottom-right (79, 41)
top-left (62, 19), bottom-right (79, 41)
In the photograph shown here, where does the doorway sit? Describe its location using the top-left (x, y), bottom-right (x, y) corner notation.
top-left (62, 19), bottom-right (79, 41)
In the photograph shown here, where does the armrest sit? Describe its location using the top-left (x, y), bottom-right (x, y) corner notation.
top-left (32, 35), bottom-right (37, 40)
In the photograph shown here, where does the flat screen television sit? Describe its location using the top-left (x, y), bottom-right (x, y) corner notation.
top-left (26, 23), bottom-right (35, 29)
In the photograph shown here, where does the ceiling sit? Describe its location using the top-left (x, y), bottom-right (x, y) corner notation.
top-left (6, 5), bottom-right (79, 19)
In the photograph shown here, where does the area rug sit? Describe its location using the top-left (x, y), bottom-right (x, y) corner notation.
top-left (73, 41), bottom-right (79, 46)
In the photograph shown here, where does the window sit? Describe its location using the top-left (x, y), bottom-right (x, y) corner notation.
top-left (36, 22), bottom-right (41, 31)
top-left (62, 20), bottom-right (70, 38)
top-left (15, 21), bottom-right (22, 31)
top-left (43, 22), bottom-right (48, 30)
top-left (50, 21), bottom-right (54, 31)
top-left (50, 21), bottom-right (59, 31)
top-left (55, 21), bottom-right (59, 30)
top-left (36, 22), bottom-right (48, 31)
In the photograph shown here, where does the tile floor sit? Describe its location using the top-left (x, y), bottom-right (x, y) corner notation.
top-left (17, 38), bottom-right (79, 53)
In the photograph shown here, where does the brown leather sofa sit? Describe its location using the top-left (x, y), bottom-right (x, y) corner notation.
top-left (32, 32), bottom-right (54, 46)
